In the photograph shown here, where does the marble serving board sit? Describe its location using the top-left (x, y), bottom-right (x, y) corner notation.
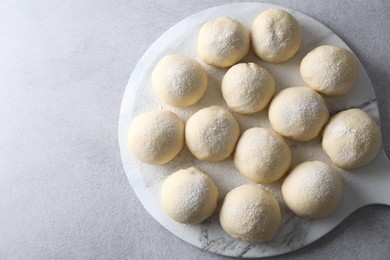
top-left (118, 3), bottom-right (390, 258)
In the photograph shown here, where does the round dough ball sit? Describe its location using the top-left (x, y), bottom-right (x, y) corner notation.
top-left (161, 167), bottom-right (219, 224)
top-left (185, 106), bottom-right (240, 162)
top-left (234, 128), bottom-right (291, 184)
top-left (222, 63), bottom-right (275, 114)
top-left (300, 45), bottom-right (358, 96)
top-left (219, 185), bottom-right (281, 243)
top-left (322, 108), bottom-right (382, 169)
top-left (128, 109), bottom-right (184, 165)
top-left (268, 87), bottom-right (329, 141)
top-left (152, 54), bottom-right (208, 107)
top-left (198, 16), bottom-right (250, 68)
top-left (251, 8), bottom-right (302, 63)
top-left (281, 161), bottom-right (342, 219)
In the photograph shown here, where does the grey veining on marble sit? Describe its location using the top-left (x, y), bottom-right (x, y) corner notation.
top-left (118, 2), bottom-right (390, 258)
top-left (1, 1), bottom-right (390, 259)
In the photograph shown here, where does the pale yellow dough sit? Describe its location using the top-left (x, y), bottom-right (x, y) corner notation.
top-left (234, 127), bottom-right (291, 184)
top-left (268, 87), bottom-right (329, 141)
top-left (281, 161), bottom-right (342, 219)
top-left (197, 16), bottom-right (250, 68)
top-left (127, 109), bottom-right (184, 165)
top-left (251, 8), bottom-right (302, 63)
top-left (185, 106), bottom-right (240, 162)
top-left (322, 108), bottom-right (382, 169)
top-left (221, 63), bottom-right (275, 114)
top-left (300, 45), bottom-right (358, 96)
top-left (161, 167), bottom-right (219, 224)
top-left (152, 54), bottom-right (208, 107)
top-left (219, 185), bottom-right (281, 243)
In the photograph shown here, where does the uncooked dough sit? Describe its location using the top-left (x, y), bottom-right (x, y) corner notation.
top-left (128, 109), bottom-right (184, 165)
top-left (234, 127), bottom-right (291, 184)
top-left (160, 167), bottom-right (219, 224)
top-left (300, 45), bottom-right (358, 96)
top-left (281, 161), bottom-right (343, 219)
top-left (322, 108), bottom-right (382, 169)
top-left (152, 54), bottom-right (208, 107)
top-left (197, 16), bottom-right (250, 67)
top-left (251, 8), bottom-right (302, 63)
top-left (268, 87), bottom-right (329, 141)
top-left (221, 63), bottom-right (275, 114)
top-left (185, 106), bottom-right (240, 162)
top-left (219, 184), bottom-right (281, 243)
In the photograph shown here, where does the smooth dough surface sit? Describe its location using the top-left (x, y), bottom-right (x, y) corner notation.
top-left (300, 45), bottom-right (358, 96)
top-left (128, 109), bottom-right (184, 165)
top-left (219, 185), bottom-right (281, 243)
top-left (322, 108), bottom-right (382, 169)
top-left (152, 54), bottom-right (208, 107)
top-left (197, 16), bottom-right (250, 67)
top-left (222, 63), bottom-right (275, 114)
top-left (268, 87), bottom-right (329, 141)
top-left (251, 8), bottom-right (302, 63)
top-left (281, 161), bottom-right (342, 219)
top-left (234, 127), bottom-right (291, 184)
top-left (185, 106), bottom-right (240, 162)
top-left (161, 167), bottom-right (219, 224)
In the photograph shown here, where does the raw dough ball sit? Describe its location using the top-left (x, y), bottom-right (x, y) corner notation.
top-left (152, 54), bottom-right (208, 107)
top-left (185, 106), bottom-right (240, 162)
top-left (268, 87), bottom-right (329, 141)
top-left (322, 108), bottom-right (382, 169)
top-left (161, 167), bottom-right (219, 224)
top-left (251, 8), bottom-right (302, 63)
top-left (300, 45), bottom-right (358, 96)
top-left (219, 185), bottom-right (281, 243)
top-left (128, 109), bottom-right (184, 165)
top-left (197, 16), bottom-right (250, 68)
top-left (222, 63), bottom-right (275, 114)
top-left (234, 127), bottom-right (291, 184)
top-left (281, 161), bottom-right (342, 219)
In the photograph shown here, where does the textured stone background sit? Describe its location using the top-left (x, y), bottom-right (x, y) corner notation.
top-left (0, 0), bottom-right (389, 259)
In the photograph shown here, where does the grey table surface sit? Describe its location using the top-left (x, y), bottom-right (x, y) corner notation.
top-left (0, 0), bottom-right (389, 259)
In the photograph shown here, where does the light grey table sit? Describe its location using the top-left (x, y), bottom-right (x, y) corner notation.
top-left (1, 0), bottom-right (389, 259)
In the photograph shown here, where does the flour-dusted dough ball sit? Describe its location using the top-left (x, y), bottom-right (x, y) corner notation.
top-left (322, 109), bottom-right (382, 169)
top-left (197, 16), bottom-right (250, 68)
top-left (300, 45), bottom-right (358, 96)
top-left (268, 87), bottom-right (329, 141)
top-left (234, 128), bottom-right (291, 184)
top-left (220, 185), bottom-right (281, 243)
top-left (128, 109), bottom-right (184, 165)
top-left (281, 161), bottom-right (342, 219)
top-left (161, 167), bottom-right (219, 224)
top-left (222, 63), bottom-right (275, 114)
top-left (251, 8), bottom-right (302, 63)
top-left (152, 54), bottom-right (208, 107)
top-left (185, 106), bottom-right (240, 162)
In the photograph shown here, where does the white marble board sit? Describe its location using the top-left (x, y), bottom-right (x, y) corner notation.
top-left (118, 3), bottom-right (390, 258)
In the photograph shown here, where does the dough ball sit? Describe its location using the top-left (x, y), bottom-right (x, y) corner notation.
top-left (161, 167), bottom-right (219, 224)
top-left (300, 45), bottom-right (358, 96)
top-left (251, 8), bottom-right (302, 63)
top-left (197, 16), bottom-right (250, 68)
top-left (234, 128), bottom-right (291, 184)
top-left (152, 54), bottom-right (208, 107)
top-left (185, 106), bottom-right (240, 162)
top-left (268, 87), bottom-right (329, 141)
top-left (281, 161), bottom-right (342, 219)
top-left (128, 109), bottom-right (184, 165)
top-left (219, 185), bottom-right (281, 243)
top-left (222, 63), bottom-right (275, 114)
top-left (322, 108), bottom-right (382, 169)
